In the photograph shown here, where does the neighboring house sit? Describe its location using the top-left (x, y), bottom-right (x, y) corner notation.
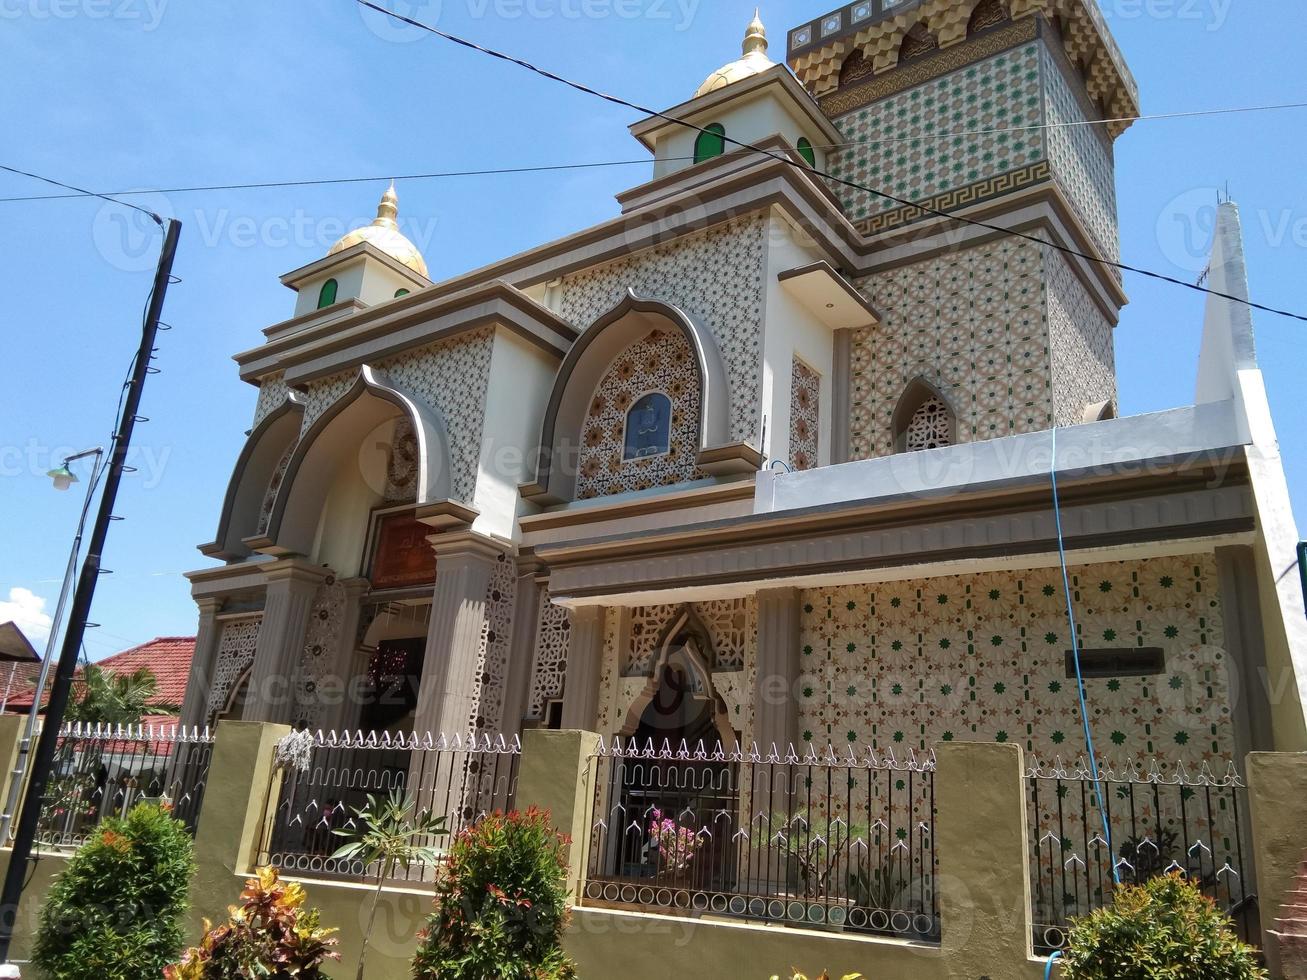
top-left (183, 1), bottom-right (1306, 773)
top-left (0, 622), bottom-right (42, 714)
top-left (5, 636), bottom-right (196, 728)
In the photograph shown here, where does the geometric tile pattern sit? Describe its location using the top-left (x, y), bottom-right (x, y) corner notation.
top-left (382, 417), bottom-right (419, 503)
top-left (204, 616), bottom-right (262, 724)
top-left (256, 442), bottom-right (294, 536)
top-left (1042, 44), bottom-right (1120, 265)
top-left (556, 215), bottom-right (768, 444)
top-left (527, 591), bottom-right (571, 721)
top-left (624, 599), bottom-right (755, 676)
top-left (797, 554), bottom-right (1237, 769)
top-left (467, 551), bottom-right (517, 735)
top-left (789, 358), bottom-right (821, 471)
top-left (850, 236), bottom-right (1051, 459)
top-left (294, 573), bottom-right (347, 731)
top-left (1045, 249), bottom-right (1117, 426)
top-left (826, 42), bottom-right (1044, 222)
top-left (576, 328), bottom-right (706, 500)
top-left (252, 373), bottom-right (289, 427)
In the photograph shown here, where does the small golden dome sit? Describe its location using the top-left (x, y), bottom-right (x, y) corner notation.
top-left (694, 9), bottom-right (776, 99)
top-left (328, 182), bottom-right (429, 278)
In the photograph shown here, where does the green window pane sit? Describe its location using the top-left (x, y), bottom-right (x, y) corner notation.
top-left (797, 137), bottom-right (816, 167)
top-left (394, 288), bottom-right (410, 298)
top-left (316, 278), bottom-right (338, 309)
top-left (694, 123), bottom-right (726, 164)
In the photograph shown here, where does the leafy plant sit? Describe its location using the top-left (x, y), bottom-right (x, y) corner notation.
top-left (67, 665), bottom-right (178, 725)
top-left (647, 807), bottom-right (701, 875)
top-left (1060, 873), bottom-right (1266, 980)
top-left (331, 790), bottom-right (447, 980)
top-left (165, 866), bottom-right (339, 979)
top-left (32, 801), bottom-right (195, 980)
top-left (411, 806), bottom-right (576, 980)
top-left (848, 853), bottom-right (908, 911)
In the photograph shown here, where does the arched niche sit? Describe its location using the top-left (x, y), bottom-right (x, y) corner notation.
top-left (1082, 399), bottom-right (1116, 424)
top-left (523, 290), bottom-right (734, 504)
top-left (202, 394), bottom-right (305, 561)
top-left (259, 365), bottom-right (454, 560)
top-left (967, 0), bottom-right (1010, 36)
top-left (891, 376), bottom-right (957, 453)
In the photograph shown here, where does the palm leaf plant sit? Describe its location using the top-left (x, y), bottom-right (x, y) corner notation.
top-left (330, 790), bottom-right (447, 980)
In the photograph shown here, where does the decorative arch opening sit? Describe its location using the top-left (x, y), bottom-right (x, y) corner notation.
top-left (839, 47), bottom-right (873, 87)
top-left (263, 366), bottom-right (453, 562)
top-left (967, 0), bottom-right (1010, 35)
top-left (526, 290), bottom-right (732, 505)
top-left (623, 391), bottom-right (673, 461)
top-left (317, 278), bottom-right (339, 309)
top-left (1082, 399), bottom-right (1116, 424)
top-left (899, 23), bottom-right (939, 63)
top-left (204, 395), bottom-right (305, 560)
top-left (892, 378), bottom-right (957, 453)
top-left (796, 137), bottom-right (817, 167)
top-left (694, 123), bottom-right (727, 164)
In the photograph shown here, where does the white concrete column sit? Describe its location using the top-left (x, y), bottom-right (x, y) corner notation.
top-left (754, 588), bottom-right (800, 755)
top-left (179, 597), bottom-right (223, 731)
top-left (561, 605), bottom-right (605, 731)
top-left (412, 533), bottom-right (499, 738)
top-left (244, 560), bottom-right (330, 725)
top-left (1216, 546), bottom-right (1275, 756)
top-left (499, 560), bottom-right (544, 739)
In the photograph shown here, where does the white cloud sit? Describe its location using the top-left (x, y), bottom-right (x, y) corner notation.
top-left (0, 587), bottom-right (53, 645)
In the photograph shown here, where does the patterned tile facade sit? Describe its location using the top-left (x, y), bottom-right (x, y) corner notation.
top-left (1043, 44), bottom-right (1119, 264)
top-left (204, 616), bottom-right (262, 724)
top-left (555, 215), bottom-right (768, 444)
top-left (527, 591), bottom-right (571, 721)
top-left (466, 552), bottom-right (518, 735)
top-left (294, 573), bottom-right (348, 731)
top-left (1045, 248), bottom-right (1117, 425)
top-left (252, 373), bottom-right (289, 427)
top-left (576, 328), bottom-right (706, 500)
top-left (789, 358), bottom-right (821, 470)
top-left (850, 236), bottom-right (1051, 459)
top-left (797, 555), bottom-right (1236, 767)
top-left (826, 42), bottom-right (1045, 222)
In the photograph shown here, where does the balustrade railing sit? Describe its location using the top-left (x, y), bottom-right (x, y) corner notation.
top-left (257, 729), bottom-right (519, 883)
top-left (582, 739), bottom-right (939, 940)
top-left (32, 722), bottom-right (214, 847)
top-left (1026, 757), bottom-right (1258, 954)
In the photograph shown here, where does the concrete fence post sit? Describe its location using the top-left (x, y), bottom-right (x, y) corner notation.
top-left (516, 729), bottom-right (601, 900)
top-left (1247, 751), bottom-right (1307, 979)
top-left (936, 741), bottom-right (1037, 980)
top-left (188, 720), bottom-right (290, 933)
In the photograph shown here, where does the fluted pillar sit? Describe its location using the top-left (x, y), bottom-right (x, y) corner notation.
top-left (754, 588), bottom-right (801, 755)
top-left (561, 605), bottom-right (605, 731)
top-left (319, 577), bottom-right (371, 733)
top-left (500, 560), bottom-right (544, 738)
top-left (244, 560), bottom-right (330, 725)
top-left (179, 597), bottom-right (223, 731)
top-left (412, 533), bottom-right (499, 738)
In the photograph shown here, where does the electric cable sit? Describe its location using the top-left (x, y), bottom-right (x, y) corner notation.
top-left (351, 0), bottom-right (1307, 324)
top-left (0, 164), bottom-right (163, 224)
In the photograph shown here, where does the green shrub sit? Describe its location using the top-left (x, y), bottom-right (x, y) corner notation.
top-left (165, 866), bottom-right (339, 979)
top-left (411, 806), bottom-right (576, 980)
top-left (32, 801), bottom-right (195, 980)
top-left (1061, 873), bottom-right (1266, 980)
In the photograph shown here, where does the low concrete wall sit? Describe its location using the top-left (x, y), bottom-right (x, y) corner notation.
top-left (1249, 751), bottom-right (1307, 978)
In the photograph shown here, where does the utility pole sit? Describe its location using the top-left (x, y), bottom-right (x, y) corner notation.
top-left (0, 217), bottom-right (181, 962)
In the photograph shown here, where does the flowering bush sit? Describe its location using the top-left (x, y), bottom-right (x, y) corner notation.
top-left (32, 802), bottom-right (195, 980)
top-left (165, 866), bottom-right (338, 979)
top-left (648, 807), bottom-right (700, 875)
top-left (411, 807), bottom-right (575, 980)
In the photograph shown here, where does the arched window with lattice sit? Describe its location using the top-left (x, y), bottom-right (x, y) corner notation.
top-left (892, 378), bottom-right (956, 453)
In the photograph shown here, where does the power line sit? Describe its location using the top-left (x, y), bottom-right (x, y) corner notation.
top-left (351, 0), bottom-right (1307, 324)
top-left (3, 100), bottom-right (1304, 205)
top-left (0, 163), bottom-right (164, 223)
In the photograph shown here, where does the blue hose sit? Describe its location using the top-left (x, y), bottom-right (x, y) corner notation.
top-left (1045, 949), bottom-right (1064, 979)
top-left (1050, 427), bottom-right (1118, 885)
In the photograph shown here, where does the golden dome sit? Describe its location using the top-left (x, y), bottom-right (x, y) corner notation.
top-left (694, 9), bottom-right (776, 99)
top-left (328, 182), bottom-right (429, 278)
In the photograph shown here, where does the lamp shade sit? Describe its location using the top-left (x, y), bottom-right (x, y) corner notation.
top-left (46, 465), bottom-right (78, 492)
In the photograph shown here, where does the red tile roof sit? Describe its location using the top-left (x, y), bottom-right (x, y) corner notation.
top-left (4, 636), bottom-right (195, 714)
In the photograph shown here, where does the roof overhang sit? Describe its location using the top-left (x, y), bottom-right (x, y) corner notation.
top-left (629, 65), bottom-right (843, 152)
top-left (778, 260), bottom-right (883, 330)
top-left (279, 240), bottom-right (431, 292)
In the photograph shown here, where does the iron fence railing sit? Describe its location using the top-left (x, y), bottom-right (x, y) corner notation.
top-left (1027, 757), bottom-right (1258, 954)
top-left (32, 722), bottom-right (214, 847)
top-left (582, 739), bottom-right (939, 940)
top-left (257, 730), bottom-right (519, 883)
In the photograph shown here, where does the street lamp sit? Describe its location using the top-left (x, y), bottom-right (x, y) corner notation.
top-left (0, 448), bottom-right (105, 845)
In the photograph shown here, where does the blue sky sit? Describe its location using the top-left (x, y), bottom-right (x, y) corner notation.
top-left (1, 0), bottom-right (1304, 660)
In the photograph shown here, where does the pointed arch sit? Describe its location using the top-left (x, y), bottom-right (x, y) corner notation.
top-left (202, 393), bottom-right (305, 560)
top-left (260, 365), bottom-right (454, 556)
top-left (524, 289), bottom-right (733, 504)
top-left (892, 377), bottom-right (957, 453)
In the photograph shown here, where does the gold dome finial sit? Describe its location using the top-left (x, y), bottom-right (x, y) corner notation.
top-left (326, 180), bottom-right (429, 278)
top-left (743, 8), bottom-right (767, 56)
top-left (694, 7), bottom-right (776, 98)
